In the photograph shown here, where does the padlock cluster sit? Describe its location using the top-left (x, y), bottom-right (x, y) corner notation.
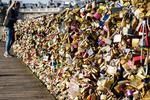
top-left (12, 0), bottom-right (150, 100)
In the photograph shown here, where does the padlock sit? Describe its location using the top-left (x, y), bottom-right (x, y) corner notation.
top-left (113, 34), bottom-right (121, 43)
top-left (132, 38), bottom-right (139, 47)
top-left (12, 1), bottom-right (150, 100)
top-left (105, 38), bottom-right (112, 45)
top-left (145, 28), bottom-right (150, 46)
top-left (83, 52), bottom-right (89, 58)
top-left (71, 25), bottom-right (77, 30)
top-left (107, 66), bottom-right (117, 75)
top-left (93, 13), bottom-right (100, 19)
top-left (133, 55), bottom-right (145, 65)
top-left (100, 94), bottom-right (107, 100)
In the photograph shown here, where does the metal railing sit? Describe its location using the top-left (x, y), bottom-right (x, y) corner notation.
top-left (19, 8), bottom-right (62, 13)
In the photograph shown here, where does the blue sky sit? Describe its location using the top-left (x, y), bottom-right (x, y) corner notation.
top-left (2, 0), bottom-right (49, 3)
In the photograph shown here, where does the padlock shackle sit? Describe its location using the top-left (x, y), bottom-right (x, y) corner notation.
top-left (141, 20), bottom-right (146, 63)
top-left (145, 48), bottom-right (149, 76)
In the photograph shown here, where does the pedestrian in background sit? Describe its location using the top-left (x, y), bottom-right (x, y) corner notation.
top-left (3, 1), bottom-right (20, 57)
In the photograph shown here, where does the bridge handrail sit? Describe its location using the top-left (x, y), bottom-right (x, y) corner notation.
top-left (19, 8), bottom-right (62, 13)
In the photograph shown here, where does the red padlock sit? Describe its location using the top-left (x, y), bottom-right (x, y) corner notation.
top-left (139, 24), bottom-right (143, 36)
top-left (145, 25), bottom-right (150, 46)
top-left (80, 12), bottom-right (86, 16)
top-left (83, 52), bottom-right (89, 58)
top-left (133, 55), bottom-right (145, 65)
top-left (79, 52), bottom-right (83, 57)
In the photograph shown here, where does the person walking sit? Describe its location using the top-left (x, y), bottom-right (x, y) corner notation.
top-left (3, 1), bottom-right (20, 57)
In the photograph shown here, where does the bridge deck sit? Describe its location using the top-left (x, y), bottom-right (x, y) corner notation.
top-left (0, 41), bottom-right (56, 100)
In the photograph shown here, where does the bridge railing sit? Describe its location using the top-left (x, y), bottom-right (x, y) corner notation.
top-left (19, 8), bottom-right (62, 13)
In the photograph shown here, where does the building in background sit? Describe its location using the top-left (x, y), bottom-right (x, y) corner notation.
top-left (0, 0), bottom-right (85, 22)
top-left (2, 0), bottom-right (83, 9)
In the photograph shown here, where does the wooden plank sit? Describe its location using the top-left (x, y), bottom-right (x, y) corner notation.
top-left (0, 41), bottom-right (55, 100)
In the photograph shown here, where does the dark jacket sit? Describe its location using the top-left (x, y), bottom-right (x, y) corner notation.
top-left (4, 8), bottom-right (17, 28)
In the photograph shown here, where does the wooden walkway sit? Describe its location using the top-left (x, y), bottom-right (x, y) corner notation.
top-left (0, 41), bottom-right (56, 100)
